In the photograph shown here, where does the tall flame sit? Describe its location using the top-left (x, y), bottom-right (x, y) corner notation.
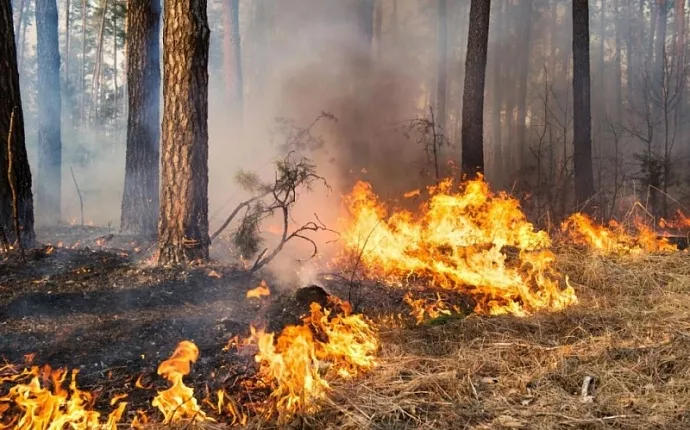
top-left (151, 341), bottom-right (211, 423)
top-left (339, 177), bottom-right (577, 316)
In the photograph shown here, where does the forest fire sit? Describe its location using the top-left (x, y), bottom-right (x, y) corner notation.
top-left (561, 213), bottom-right (676, 254)
top-left (339, 176), bottom-right (577, 316)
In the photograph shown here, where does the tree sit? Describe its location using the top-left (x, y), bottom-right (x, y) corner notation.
top-left (436, 0), bottom-right (447, 133)
top-left (572, 0), bottom-right (596, 208)
top-left (158, 0), bottom-right (211, 265)
top-left (35, 0), bottom-right (62, 224)
top-left (121, 0), bottom-right (161, 236)
top-left (460, 0), bottom-right (491, 178)
top-left (0, 0), bottom-right (35, 246)
top-left (222, 0), bottom-right (243, 124)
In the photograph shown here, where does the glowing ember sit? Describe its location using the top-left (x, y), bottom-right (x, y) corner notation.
top-left (339, 177), bottom-right (577, 316)
top-left (403, 292), bottom-right (460, 324)
top-left (0, 365), bottom-right (126, 429)
top-left (247, 301), bottom-right (378, 420)
top-left (561, 213), bottom-right (675, 254)
top-left (151, 341), bottom-right (211, 423)
top-left (246, 280), bottom-right (271, 299)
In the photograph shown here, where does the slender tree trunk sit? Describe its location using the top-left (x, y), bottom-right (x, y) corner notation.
top-left (436, 0), bottom-right (447, 133)
top-left (17, 0), bottom-right (29, 72)
top-left (121, 0), bottom-right (160, 236)
top-left (516, 0), bottom-right (533, 168)
top-left (572, 0), bottom-right (596, 208)
top-left (221, 0), bottom-right (243, 124)
top-left (113, 8), bottom-right (118, 120)
top-left (614, 0), bottom-right (623, 122)
top-left (625, 0), bottom-right (635, 101)
top-left (90, 0), bottom-right (109, 122)
top-left (158, 0), bottom-right (211, 265)
top-left (647, 0), bottom-right (658, 65)
top-left (15, 0), bottom-right (26, 43)
top-left (65, 0), bottom-right (71, 83)
top-left (80, 0), bottom-right (87, 124)
top-left (491, 1), bottom-right (506, 180)
top-left (599, 0), bottom-right (607, 118)
top-left (461, 0), bottom-right (491, 178)
top-left (36, 0), bottom-right (62, 225)
top-left (1, 0), bottom-right (35, 245)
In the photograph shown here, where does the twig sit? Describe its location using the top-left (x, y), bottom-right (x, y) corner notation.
top-left (210, 193), bottom-right (267, 243)
top-left (347, 220), bottom-right (381, 309)
top-left (7, 107), bottom-right (24, 262)
top-left (69, 166), bottom-right (84, 227)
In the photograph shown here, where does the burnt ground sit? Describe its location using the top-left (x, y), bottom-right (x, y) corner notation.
top-left (0, 225), bottom-right (414, 425)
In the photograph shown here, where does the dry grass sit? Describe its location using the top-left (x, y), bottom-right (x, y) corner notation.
top-left (146, 248), bottom-right (690, 429)
top-left (303, 248), bottom-right (690, 429)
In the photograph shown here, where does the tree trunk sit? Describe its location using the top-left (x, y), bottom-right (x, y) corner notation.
top-left (460, 0), bottom-right (491, 178)
top-left (0, 0), bottom-right (35, 246)
top-left (491, 0), bottom-right (506, 180)
top-left (17, 0), bottom-right (28, 72)
top-left (158, 0), bottom-right (211, 265)
top-left (35, 0), bottom-right (62, 225)
top-left (598, 0), bottom-right (606, 118)
top-left (675, 0), bottom-right (685, 72)
top-left (221, 0), bottom-right (243, 124)
top-left (15, 0), bottom-right (26, 44)
top-left (90, 0), bottom-right (109, 122)
top-left (80, 0), bottom-right (87, 124)
top-left (516, 0), bottom-right (533, 168)
top-left (625, 0), bottom-right (635, 101)
top-left (572, 0), bottom-right (596, 208)
top-left (113, 8), bottom-right (118, 120)
top-left (65, 0), bottom-right (71, 84)
top-left (614, 0), bottom-right (623, 122)
top-left (121, 0), bottom-right (161, 236)
top-left (436, 0), bottom-right (447, 133)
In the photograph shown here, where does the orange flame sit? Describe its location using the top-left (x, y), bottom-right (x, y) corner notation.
top-left (151, 341), bottom-right (211, 423)
top-left (561, 213), bottom-right (675, 254)
top-left (247, 301), bottom-right (378, 420)
top-left (246, 280), bottom-right (271, 299)
top-left (0, 366), bottom-right (126, 430)
top-left (339, 177), bottom-right (577, 316)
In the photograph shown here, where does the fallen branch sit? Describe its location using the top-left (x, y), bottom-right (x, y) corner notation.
top-left (210, 193), bottom-right (268, 243)
top-left (7, 107), bottom-right (24, 262)
top-left (69, 166), bottom-right (84, 227)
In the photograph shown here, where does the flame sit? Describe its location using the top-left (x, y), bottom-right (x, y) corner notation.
top-left (246, 280), bottom-right (271, 299)
top-left (247, 301), bottom-right (378, 420)
top-left (403, 292), bottom-right (460, 324)
top-left (339, 177), bottom-right (577, 316)
top-left (151, 341), bottom-right (211, 423)
top-left (0, 365), bottom-right (126, 429)
top-left (561, 213), bottom-right (676, 254)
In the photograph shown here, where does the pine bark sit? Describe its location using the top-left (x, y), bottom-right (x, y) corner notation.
top-left (158, 0), bottom-right (211, 265)
top-left (121, 0), bottom-right (161, 236)
top-left (572, 0), bottom-right (596, 208)
top-left (36, 0), bottom-right (62, 224)
top-left (221, 0), bottom-right (243, 123)
top-left (460, 0), bottom-right (491, 178)
top-left (0, 0), bottom-right (35, 246)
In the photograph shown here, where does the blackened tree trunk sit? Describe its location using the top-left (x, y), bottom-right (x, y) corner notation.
top-left (572, 0), bottom-right (596, 208)
top-left (436, 0), bottom-right (447, 133)
top-left (0, 0), bottom-right (35, 246)
top-left (121, 0), bottom-right (161, 236)
top-left (461, 0), bottom-right (491, 178)
top-left (222, 0), bottom-right (243, 124)
top-left (35, 0), bottom-right (62, 224)
top-left (158, 0), bottom-right (210, 265)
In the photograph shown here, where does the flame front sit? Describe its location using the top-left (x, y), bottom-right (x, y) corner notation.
top-left (247, 301), bottom-right (378, 420)
top-left (151, 340), bottom-right (211, 423)
top-left (246, 280), bottom-right (271, 299)
top-left (339, 177), bottom-right (577, 316)
top-left (0, 365), bottom-right (126, 430)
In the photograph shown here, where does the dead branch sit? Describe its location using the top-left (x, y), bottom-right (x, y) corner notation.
top-left (7, 107), bottom-right (24, 262)
top-left (69, 166), bottom-right (84, 227)
top-left (210, 193), bottom-right (268, 243)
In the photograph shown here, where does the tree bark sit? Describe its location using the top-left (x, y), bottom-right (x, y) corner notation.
top-left (65, 0), bottom-right (71, 84)
top-left (158, 0), bottom-right (211, 265)
top-left (90, 0), bottom-right (109, 122)
top-left (15, 0), bottom-right (26, 44)
top-left (614, 0), bottom-right (623, 122)
top-left (461, 0), bottom-right (491, 178)
top-left (516, 0), bottom-right (533, 168)
top-left (121, 0), bottom-right (161, 236)
top-left (221, 0), bottom-right (243, 124)
top-left (436, 0), bottom-right (447, 133)
top-left (80, 0), bottom-right (87, 125)
top-left (113, 8), bottom-right (118, 119)
top-left (36, 0), bottom-right (62, 224)
top-left (0, 0), bottom-right (35, 246)
top-left (490, 0), bottom-right (506, 178)
top-left (572, 0), bottom-right (596, 208)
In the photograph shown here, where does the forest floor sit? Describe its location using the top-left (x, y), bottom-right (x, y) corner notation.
top-left (0, 226), bottom-right (689, 429)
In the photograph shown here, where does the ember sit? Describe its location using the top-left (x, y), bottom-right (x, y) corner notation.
top-left (246, 280), bottom-right (271, 299)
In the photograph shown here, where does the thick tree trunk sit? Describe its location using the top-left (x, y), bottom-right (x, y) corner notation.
top-left (121, 0), bottom-right (161, 236)
top-left (572, 0), bottom-right (596, 208)
top-left (158, 0), bottom-right (211, 265)
top-left (436, 0), bottom-right (447, 133)
top-left (221, 0), bottom-right (243, 124)
top-left (460, 0), bottom-right (491, 178)
top-left (516, 0), bottom-right (533, 168)
top-left (35, 0), bottom-right (62, 225)
top-left (0, 0), bottom-right (35, 246)
top-left (65, 0), bottom-right (71, 83)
